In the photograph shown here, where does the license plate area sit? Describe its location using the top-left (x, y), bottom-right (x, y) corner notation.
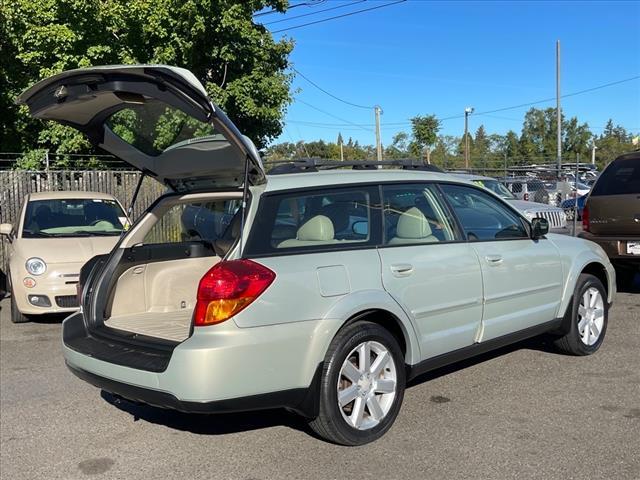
top-left (626, 241), bottom-right (640, 255)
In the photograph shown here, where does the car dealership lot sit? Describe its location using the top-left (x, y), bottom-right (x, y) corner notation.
top-left (1, 290), bottom-right (639, 480)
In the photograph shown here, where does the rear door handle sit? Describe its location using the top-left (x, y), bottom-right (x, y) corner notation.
top-left (485, 254), bottom-right (503, 265)
top-left (390, 263), bottom-right (414, 277)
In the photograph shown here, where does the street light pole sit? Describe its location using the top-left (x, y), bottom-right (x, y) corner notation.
top-left (464, 107), bottom-right (474, 169)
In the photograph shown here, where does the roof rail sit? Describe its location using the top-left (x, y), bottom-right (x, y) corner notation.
top-left (266, 158), bottom-right (443, 175)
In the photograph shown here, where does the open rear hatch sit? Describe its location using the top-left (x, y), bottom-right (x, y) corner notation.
top-left (17, 65), bottom-right (266, 191)
top-left (19, 65), bottom-right (260, 352)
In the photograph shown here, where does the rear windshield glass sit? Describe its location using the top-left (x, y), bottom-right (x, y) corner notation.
top-left (245, 187), bottom-right (378, 255)
top-left (22, 199), bottom-right (127, 238)
top-left (106, 100), bottom-right (218, 156)
top-left (591, 159), bottom-right (640, 196)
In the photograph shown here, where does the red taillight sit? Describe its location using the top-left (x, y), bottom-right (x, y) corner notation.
top-left (194, 259), bottom-right (276, 326)
top-left (582, 202), bottom-right (590, 231)
top-left (523, 192), bottom-right (529, 201)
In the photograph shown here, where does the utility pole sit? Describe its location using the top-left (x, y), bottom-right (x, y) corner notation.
top-left (464, 107), bottom-right (474, 169)
top-left (374, 105), bottom-right (383, 162)
top-left (556, 40), bottom-right (562, 179)
top-left (340, 141), bottom-right (344, 161)
top-left (591, 141), bottom-right (597, 165)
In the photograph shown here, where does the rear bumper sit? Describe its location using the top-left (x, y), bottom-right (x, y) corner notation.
top-left (62, 311), bottom-right (332, 417)
top-left (67, 362), bottom-right (320, 416)
top-left (578, 232), bottom-right (640, 264)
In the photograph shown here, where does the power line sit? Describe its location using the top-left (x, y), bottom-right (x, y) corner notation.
top-left (295, 98), bottom-right (374, 132)
top-left (254, 1), bottom-right (327, 18)
top-left (289, 75), bottom-right (640, 128)
top-left (271, 0), bottom-right (407, 34)
top-left (292, 67), bottom-right (374, 109)
top-left (263, 1), bottom-right (365, 26)
top-left (475, 75), bottom-right (640, 116)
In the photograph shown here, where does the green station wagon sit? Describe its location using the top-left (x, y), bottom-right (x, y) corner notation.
top-left (17, 65), bottom-right (616, 445)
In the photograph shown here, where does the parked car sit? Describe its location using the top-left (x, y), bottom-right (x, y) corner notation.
top-left (0, 191), bottom-right (129, 323)
top-left (579, 151), bottom-right (640, 284)
top-left (502, 177), bottom-right (550, 203)
top-left (453, 174), bottom-right (567, 231)
top-left (561, 194), bottom-right (587, 221)
top-left (18, 65), bottom-right (616, 445)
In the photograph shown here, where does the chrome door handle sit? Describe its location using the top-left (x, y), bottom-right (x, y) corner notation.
top-left (390, 263), bottom-right (414, 276)
top-left (485, 254), bottom-right (503, 265)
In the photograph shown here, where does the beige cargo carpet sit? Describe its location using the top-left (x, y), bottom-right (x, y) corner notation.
top-left (105, 311), bottom-right (192, 342)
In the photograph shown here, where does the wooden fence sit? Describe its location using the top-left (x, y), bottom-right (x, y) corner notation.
top-left (0, 170), bottom-right (165, 272)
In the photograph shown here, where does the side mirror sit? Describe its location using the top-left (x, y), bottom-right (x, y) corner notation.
top-left (0, 223), bottom-right (13, 237)
top-left (352, 221), bottom-right (368, 236)
top-left (531, 217), bottom-right (549, 239)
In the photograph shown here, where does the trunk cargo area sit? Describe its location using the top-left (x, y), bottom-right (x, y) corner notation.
top-left (103, 255), bottom-right (219, 342)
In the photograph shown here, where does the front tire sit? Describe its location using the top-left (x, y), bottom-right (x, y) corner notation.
top-left (554, 273), bottom-right (607, 355)
top-left (10, 288), bottom-right (30, 324)
top-left (309, 321), bottom-right (406, 446)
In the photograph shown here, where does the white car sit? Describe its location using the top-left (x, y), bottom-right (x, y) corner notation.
top-left (17, 65), bottom-right (616, 445)
top-left (1, 191), bottom-right (129, 323)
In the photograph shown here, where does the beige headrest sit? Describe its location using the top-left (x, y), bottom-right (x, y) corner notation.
top-left (396, 207), bottom-right (433, 239)
top-left (297, 215), bottom-right (334, 241)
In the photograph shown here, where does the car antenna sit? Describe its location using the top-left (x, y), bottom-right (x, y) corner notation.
top-left (238, 155), bottom-right (251, 258)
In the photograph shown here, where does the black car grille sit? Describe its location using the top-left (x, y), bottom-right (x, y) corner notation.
top-left (55, 295), bottom-right (79, 308)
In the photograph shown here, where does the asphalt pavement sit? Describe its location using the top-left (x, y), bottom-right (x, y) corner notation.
top-left (1, 285), bottom-right (639, 480)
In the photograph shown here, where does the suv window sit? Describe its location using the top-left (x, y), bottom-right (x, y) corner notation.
top-left (381, 184), bottom-right (459, 245)
top-left (591, 158), bottom-right (640, 196)
top-left (245, 186), bottom-right (379, 255)
top-left (441, 184), bottom-right (529, 241)
top-left (144, 199), bottom-right (241, 245)
top-left (509, 182), bottom-right (523, 194)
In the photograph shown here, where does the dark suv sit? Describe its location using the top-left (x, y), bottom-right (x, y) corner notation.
top-left (580, 151), bottom-right (640, 283)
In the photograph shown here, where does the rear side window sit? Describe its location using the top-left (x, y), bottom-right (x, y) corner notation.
top-left (591, 159), bottom-right (640, 196)
top-left (441, 184), bottom-right (529, 241)
top-left (245, 186), bottom-right (380, 255)
top-left (143, 199), bottom-right (241, 245)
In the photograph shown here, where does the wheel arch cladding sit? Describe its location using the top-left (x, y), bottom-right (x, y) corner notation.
top-left (341, 309), bottom-right (415, 367)
top-left (581, 262), bottom-right (609, 298)
top-left (322, 290), bottom-right (422, 365)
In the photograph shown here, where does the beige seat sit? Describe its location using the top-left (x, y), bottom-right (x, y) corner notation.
top-left (388, 207), bottom-right (439, 245)
top-left (278, 215), bottom-right (336, 248)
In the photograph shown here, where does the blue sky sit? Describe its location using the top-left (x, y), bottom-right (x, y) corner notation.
top-left (262, 0), bottom-right (640, 147)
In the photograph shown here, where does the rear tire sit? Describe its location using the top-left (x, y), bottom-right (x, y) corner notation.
top-left (554, 274), bottom-right (607, 355)
top-left (10, 287), bottom-right (30, 324)
top-left (308, 321), bottom-right (406, 446)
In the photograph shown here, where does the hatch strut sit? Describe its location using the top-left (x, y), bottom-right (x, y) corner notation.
top-left (238, 155), bottom-right (251, 257)
top-left (127, 172), bottom-right (145, 220)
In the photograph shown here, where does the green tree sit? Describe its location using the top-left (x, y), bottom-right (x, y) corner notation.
top-left (472, 125), bottom-right (489, 167)
top-left (1, 0), bottom-right (293, 167)
top-left (409, 115), bottom-right (440, 163)
top-left (385, 131), bottom-right (410, 159)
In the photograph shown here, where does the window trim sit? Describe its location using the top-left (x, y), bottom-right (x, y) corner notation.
top-left (244, 179), bottom-right (539, 259)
